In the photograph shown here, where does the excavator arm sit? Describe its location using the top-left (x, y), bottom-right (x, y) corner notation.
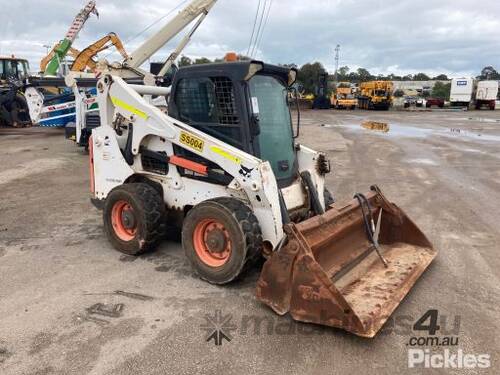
top-left (71, 33), bottom-right (128, 72)
top-left (44, 0), bottom-right (99, 76)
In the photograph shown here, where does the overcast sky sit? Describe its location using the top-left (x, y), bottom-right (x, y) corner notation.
top-left (1, 0), bottom-right (499, 77)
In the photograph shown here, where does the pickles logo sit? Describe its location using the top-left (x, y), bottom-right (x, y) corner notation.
top-left (408, 349), bottom-right (490, 369)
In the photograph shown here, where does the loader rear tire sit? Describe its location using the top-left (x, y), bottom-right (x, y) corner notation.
top-left (103, 183), bottom-right (164, 255)
top-left (182, 198), bottom-right (263, 285)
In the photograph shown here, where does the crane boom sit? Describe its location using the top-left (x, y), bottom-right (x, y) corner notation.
top-left (125, 0), bottom-right (218, 69)
top-left (158, 11), bottom-right (208, 76)
top-left (44, 0), bottom-right (99, 76)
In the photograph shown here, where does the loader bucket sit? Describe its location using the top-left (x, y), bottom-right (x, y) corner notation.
top-left (256, 186), bottom-right (437, 338)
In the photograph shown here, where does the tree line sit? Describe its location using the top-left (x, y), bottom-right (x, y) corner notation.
top-left (175, 55), bottom-right (499, 100)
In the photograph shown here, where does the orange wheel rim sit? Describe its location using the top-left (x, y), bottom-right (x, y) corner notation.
top-left (111, 200), bottom-right (137, 241)
top-left (193, 219), bottom-right (232, 267)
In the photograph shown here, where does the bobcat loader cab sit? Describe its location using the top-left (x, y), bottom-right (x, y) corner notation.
top-left (168, 61), bottom-right (312, 193)
top-left (91, 60), bottom-right (437, 338)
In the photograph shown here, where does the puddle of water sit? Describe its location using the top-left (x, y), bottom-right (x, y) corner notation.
top-left (463, 148), bottom-right (486, 154)
top-left (322, 123), bottom-right (433, 138)
top-left (322, 122), bottom-right (500, 143)
top-left (445, 128), bottom-right (500, 142)
top-left (405, 158), bottom-right (438, 166)
top-left (464, 117), bottom-right (500, 123)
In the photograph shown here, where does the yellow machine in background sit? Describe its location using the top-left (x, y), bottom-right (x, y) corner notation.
top-left (71, 33), bottom-right (128, 72)
top-left (39, 33), bottom-right (128, 74)
top-left (358, 80), bottom-right (393, 110)
top-left (331, 83), bottom-right (357, 109)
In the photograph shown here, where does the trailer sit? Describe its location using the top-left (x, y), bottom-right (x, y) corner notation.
top-left (450, 78), bottom-right (474, 108)
top-left (475, 80), bottom-right (498, 110)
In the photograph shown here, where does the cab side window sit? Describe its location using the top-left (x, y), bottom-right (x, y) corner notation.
top-left (174, 76), bottom-right (242, 147)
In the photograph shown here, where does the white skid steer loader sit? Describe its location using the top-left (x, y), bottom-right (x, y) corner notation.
top-left (90, 61), bottom-right (437, 337)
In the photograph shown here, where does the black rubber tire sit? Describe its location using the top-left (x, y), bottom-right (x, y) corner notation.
top-left (182, 198), bottom-right (263, 285)
top-left (323, 188), bottom-right (335, 209)
top-left (103, 183), bottom-right (164, 255)
top-left (14, 93), bottom-right (30, 123)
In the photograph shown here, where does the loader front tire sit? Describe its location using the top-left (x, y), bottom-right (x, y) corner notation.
top-left (103, 183), bottom-right (164, 255)
top-left (182, 198), bottom-right (262, 285)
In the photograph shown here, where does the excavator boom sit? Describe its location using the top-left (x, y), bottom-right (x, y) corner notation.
top-left (44, 0), bottom-right (98, 76)
top-left (71, 33), bottom-right (128, 72)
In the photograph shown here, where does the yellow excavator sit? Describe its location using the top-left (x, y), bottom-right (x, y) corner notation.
top-left (71, 32), bottom-right (128, 72)
top-left (40, 33), bottom-right (128, 74)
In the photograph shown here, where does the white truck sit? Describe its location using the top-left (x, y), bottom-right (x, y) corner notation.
top-left (475, 80), bottom-right (498, 110)
top-left (450, 78), bottom-right (474, 108)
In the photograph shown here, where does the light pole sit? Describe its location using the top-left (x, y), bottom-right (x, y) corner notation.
top-left (334, 44), bottom-right (340, 84)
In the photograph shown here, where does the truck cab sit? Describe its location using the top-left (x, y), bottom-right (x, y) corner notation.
top-left (0, 57), bottom-right (30, 83)
top-left (331, 85), bottom-right (356, 109)
top-left (0, 57), bottom-right (31, 127)
top-left (358, 81), bottom-right (393, 110)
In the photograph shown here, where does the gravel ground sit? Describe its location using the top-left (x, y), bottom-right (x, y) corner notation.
top-left (0, 109), bottom-right (499, 374)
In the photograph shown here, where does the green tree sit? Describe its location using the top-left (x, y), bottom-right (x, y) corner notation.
top-left (193, 57), bottom-right (212, 65)
top-left (431, 82), bottom-right (451, 99)
top-left (298, 62), bottom-right (326, 94)
top-left (478, 66), bottom-right (500, 80)
top-left (178, 56), bottom-right (192, 67)
top-left (413, 73), bottom-right (430, 81)
top-left (337, 66), bottom-right (350, 81)
top-left (433, 74), bottom-right (449, 81)
top-left (356, 68), bottom-right (373, 82)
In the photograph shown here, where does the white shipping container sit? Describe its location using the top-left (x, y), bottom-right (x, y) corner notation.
top-left (450, 78), bottom-right (474, 104)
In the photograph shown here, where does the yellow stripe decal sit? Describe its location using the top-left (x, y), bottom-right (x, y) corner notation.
top-left (111, 97), bottom-right (148, 120)
top-left (210, 146), bottom-right (242, 165)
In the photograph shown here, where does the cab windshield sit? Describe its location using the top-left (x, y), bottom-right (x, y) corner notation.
top-left (249, 75), bottom-right (296, 182)
top-left (1, 59), bottom-right (29, 80)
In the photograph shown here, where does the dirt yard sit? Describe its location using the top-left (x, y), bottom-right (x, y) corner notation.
top-left (1, 109), bottom-right (499, 374)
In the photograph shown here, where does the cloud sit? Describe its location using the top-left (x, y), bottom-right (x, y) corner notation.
top-left (1, 0), bottom-right (499, 77)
